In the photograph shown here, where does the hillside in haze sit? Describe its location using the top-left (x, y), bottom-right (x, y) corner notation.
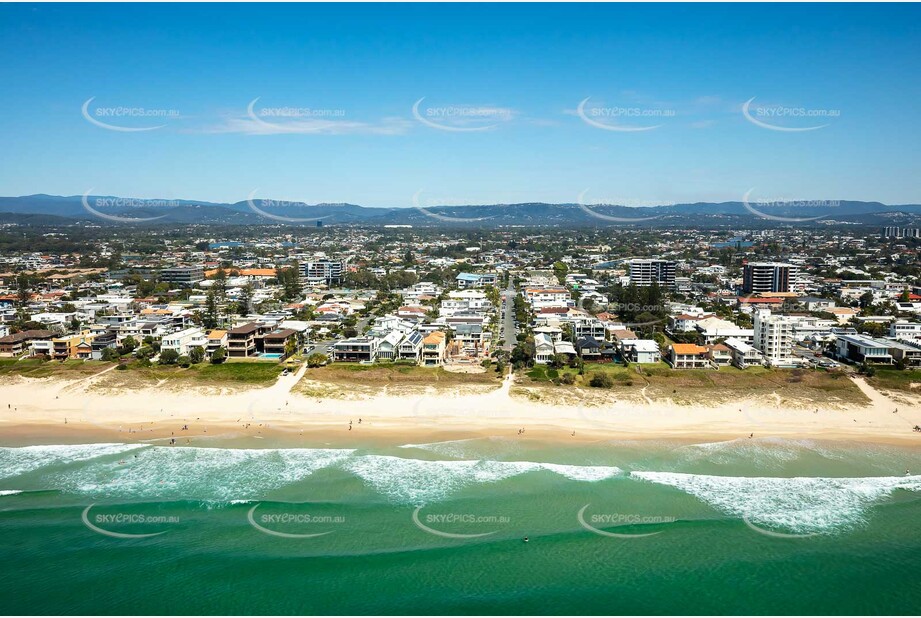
top-left (1, 194), bottom-right (919, 227)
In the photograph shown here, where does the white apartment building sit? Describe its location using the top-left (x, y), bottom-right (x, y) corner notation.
top-left (400, 282), bottom-right (443, 303)
top-left (890, 321), bottom-right (921, 341)
top-left (629, 259), bottom-right (676, 288)
top-left (301, 260), bottom-right (344, 286)
top-left (440, 290), bottom-right (491, 317)
top-left (522, 286), bottom-right (572, 309)
top-left (753, 310), bottom-right (796, 364)
top-left (161, 327), bottom-right (206, 356)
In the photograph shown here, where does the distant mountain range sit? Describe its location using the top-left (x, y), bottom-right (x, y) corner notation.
top-left (1, 194), bottom-right (919, 228)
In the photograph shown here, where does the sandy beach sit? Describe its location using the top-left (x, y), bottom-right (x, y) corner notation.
top-left (1, 366), bottom-right (919, 447)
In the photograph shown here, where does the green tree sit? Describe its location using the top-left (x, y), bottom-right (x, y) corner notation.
top-left (589, 372), bottom-right (615, 388)
top-left (306, 352), bottom-right (328, 368)
top-left (158, 349), bottom-right (180, 365)
top-left (119, 336), bottom-right (138, 354)
top-left (213, 267), bottom-right (228, 300)
top-left (188, 346), bottom-right (205, 364)
top-left (100, 347), bottom-right (121, 362)
top-left (203, 289), bottom-right (220, 328)
top-left (237, 283), bottom-right (254, 316)
top-left (210, 346), bottom-right (227, 364)
top-left (277, 263), bottom-right (302, 301)
top-left (552, 261), bottom-right (569, 285)
top-left (14, 273), bottom-right (33, 318)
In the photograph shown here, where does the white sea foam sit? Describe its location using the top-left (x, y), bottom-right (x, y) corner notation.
top-left (49, 446), bottom-right (354, 500)
top-left (343, 455), bottom-right (621, 504)
top-left (397, 436), bottom-right (522, 460)
top-left (674, 438), bottom-right (844, 468)
top-left (0, 443), bottom-right (148, 480)
top-left (0, 490), bottom-right (23, 496)
top-left (539, 463), bottom-right (622, 482)
top-left (632, 471), bottom-right (921, 534)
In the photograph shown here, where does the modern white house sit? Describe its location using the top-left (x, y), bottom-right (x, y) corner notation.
top-left (161, 327), bottom-right (206, 357)
top-left (835, 334), bottom-right (893, 364)
top-left (397, 331), bottom-right (423, 362)
top-left (695, 317), bottom-right (754, 345)
top-left (723, 337), bottom-right (763, 369)
top-left (620, 339), bottom-right (661, 364)
top-left (534, 333), bottom-right (555, 364)
top-left (890, 321), bottom-right (921, 341)
top-left (375, 331), bottom-right (405, 361)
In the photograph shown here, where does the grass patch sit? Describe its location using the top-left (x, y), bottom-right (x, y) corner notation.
top-left (0, 358), bottom-right (112, 379)
top-left (88, 360), bottom-right (285, 390)
top-left (301, 363), bottom-right (501, 389)
top-left (869, 368), bottom-right (921, 395)
top-left (519, 360), bottom-right (865, 406)
top-left (121, 361), bottom-right (284, 384)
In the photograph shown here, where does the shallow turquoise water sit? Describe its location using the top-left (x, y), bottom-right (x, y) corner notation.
top-left (1, 436), bottom-right (920, 614)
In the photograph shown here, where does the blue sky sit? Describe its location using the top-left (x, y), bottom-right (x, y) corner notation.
top-left (0, 3), bottom-right (918, 208)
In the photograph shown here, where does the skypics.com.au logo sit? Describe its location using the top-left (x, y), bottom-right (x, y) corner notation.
top-left (412, 98), bottom-right (514, 132)
top-left (742, 97), bottom-right (840, 132)
top-left (247, 503), bottom-right (345, 539)
top-left (576, 97), bottom-right (675, 132)
top-left (411, 190), bottom-right (496, 223)
top-left (82, 504), bottom-right (181, 539)
top-left (576, 190), bottom-right (669, 223)
top-left (81, 97), bottom-right (179, 132)
top-left (577, 505), bottom-right (673, 538)
top-left (245, 97), bottom-right (347, 133)
top-left (246, 189), bottom-right (338, 223)
top-left (742, 188), bottom-right (839, 223)
top-left (81, 190), bottom-right (183, 223)
top-left (412, 506), bottom-right (510, 539)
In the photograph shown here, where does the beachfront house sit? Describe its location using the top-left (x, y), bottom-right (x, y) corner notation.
top-left (421, 331), bottom-right (447, 366)
top-left (834, 334), bottom-right (893, 364)
top-left (707, 343), bottom-right (732, 367)
top-left (724, 337), bottom-right (764, 369)
top-left (397, 331), bottom-right (423, 362)
top-left (206, 330), bottom-right (227, 358)
top-left (332, 337), bottom-right (379, 363)
top-left (226, 323), bottom-right (263, 358)
top-left (161, 327), bottom-right (206, 357)
top-left (0, 330), bottom-right (55, 357)
top-left (534, 333), bottom-right (556, 364)
top-left (668, 343), bottom-right (711, 369)
top-left (576, 336), bottom-right (602, 361)
top-left (262, 329), bottom-right (298, 358)
top-left (51, 331), bottom-right (97, 361)
top-left (621, 339), bottom-right (661, 364)
top-left (376, 331), bottom-right (406, 361)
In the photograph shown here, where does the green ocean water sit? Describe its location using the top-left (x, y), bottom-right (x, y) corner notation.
top-left (1, 436), bottom-right (920, 615)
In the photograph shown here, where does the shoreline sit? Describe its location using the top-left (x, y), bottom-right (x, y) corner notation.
top-left (2, 372), bottom-right (920, 448)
